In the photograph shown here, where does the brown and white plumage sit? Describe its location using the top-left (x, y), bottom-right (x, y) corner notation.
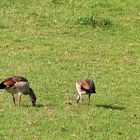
top-left (0, 76), bottom-right (36, 107)
top-left (76, 79), bottom-right (96, 105)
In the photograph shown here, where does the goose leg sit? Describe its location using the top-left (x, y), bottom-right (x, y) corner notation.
top-left (79, 95), bottom-right (83, 104)
top-left (88, 94), bottom-right (91, 106)
top-left (18, 92), bottom-right (22, 107)
top-left (12, 94), bottom-right (16, 106)
top-left (76, 94), bottom-right (80, 103)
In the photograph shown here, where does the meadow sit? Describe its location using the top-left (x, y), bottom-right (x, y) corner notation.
top-left (0, 0), bottom-right (140, 139)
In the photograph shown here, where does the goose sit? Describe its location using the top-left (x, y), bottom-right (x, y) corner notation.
top-left (0, 76), bottom-right (36, 107)
top-left (76, 79), bottom-right (96, 105)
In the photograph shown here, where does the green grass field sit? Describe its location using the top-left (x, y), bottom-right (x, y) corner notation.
top-left (0, 0), bottom-right (140, 139)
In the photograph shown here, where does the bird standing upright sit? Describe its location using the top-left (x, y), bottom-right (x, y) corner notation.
top-left (0, 76), bottom-right (36, 107)
top-left (76, 79), bottom-right (96, 105)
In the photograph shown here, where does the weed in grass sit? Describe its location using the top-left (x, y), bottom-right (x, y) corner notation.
top-left (76, 13), bottom-right (113, 29)
top-left (0, 22), bottom-right (6, 29)
top-left (92, 14), bottom-right (112, 28)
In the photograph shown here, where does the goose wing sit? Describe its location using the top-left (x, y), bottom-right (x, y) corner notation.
top-left (2, 76), bottom-right (28, 88)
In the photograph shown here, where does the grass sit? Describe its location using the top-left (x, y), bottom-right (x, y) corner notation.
top-left (0, 0), bottom-right (140, 139)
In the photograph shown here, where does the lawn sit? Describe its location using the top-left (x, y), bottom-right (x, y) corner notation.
top-left (0, 0), bottom-right (139, 139)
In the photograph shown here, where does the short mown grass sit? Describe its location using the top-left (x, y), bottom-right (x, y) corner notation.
top-left (0, 0), bottom-right (140, 139)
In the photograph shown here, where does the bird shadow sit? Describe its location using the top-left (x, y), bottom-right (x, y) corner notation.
top-left (23, 103), bottom-right (45, 108)
top-left (35, 104), bottom-right (45, 108)
top-left (95, 104), bottom-right (126, 110)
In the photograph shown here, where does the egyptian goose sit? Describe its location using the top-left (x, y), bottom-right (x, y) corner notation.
top-left (0, 76), bottom-right (36, 107)
top-left (76, 79), bottom-right (96, 105)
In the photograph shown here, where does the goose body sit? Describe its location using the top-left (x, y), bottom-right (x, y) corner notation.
top-left (0, 76), bottom-right (36, 107)
top-left (76, 79), bottom-right (96, 105)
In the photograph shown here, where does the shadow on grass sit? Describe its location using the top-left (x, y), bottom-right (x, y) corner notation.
top-left (35, 104), bottom-right (45, 108)
top-left (95, 104), bottom-right (126, 110)
top-left (23, 104), bottom-right (45, 108)
top-left (23, 103), bottom-right (56, 109)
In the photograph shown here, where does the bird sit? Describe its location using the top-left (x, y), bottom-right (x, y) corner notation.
top-left (76, 79), bottom-right (96, 105)
top-left (0, 76), bottom-right (36, 107)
